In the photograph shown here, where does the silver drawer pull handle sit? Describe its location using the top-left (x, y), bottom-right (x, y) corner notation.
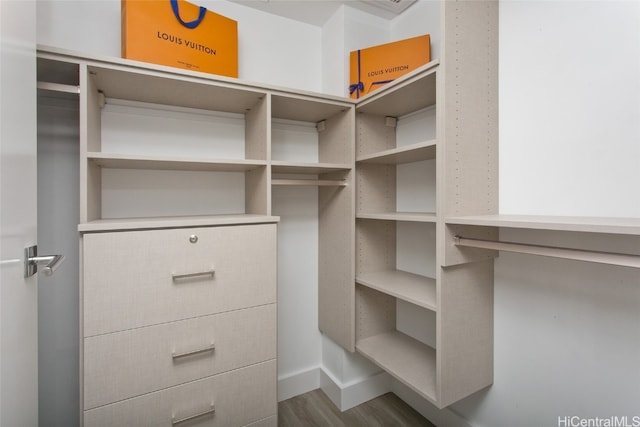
top-left (172, 404), bottom-right (215, 426)
top-left (172, 343), bottom-right (215, 361)
top-left (171, 269), bottom-right (215, 281)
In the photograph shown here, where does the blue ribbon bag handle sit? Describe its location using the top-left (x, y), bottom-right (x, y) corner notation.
top-left (349, 50), bottom-right (364, 97)
top-left (170, 0), bottom-right (206, 29)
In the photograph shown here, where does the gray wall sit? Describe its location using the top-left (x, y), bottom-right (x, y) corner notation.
top-left (37, 94), bottom-right (79, 427)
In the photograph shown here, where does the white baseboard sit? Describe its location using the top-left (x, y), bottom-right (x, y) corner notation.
top-left (319, 368), bottom-right (392, 411)
top-left (277, 367), bottom-right (321, 402)
top-left (391, 380), bottom-right (472, 427)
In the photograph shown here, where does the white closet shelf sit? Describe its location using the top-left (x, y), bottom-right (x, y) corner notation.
top-left (88, 65), bottom-right (266, 113)
top-left (356, 331), bottom-right (437, 404)
top-left (355, 61), bottom-right (438, 117)
top-left (78, 214), bottom-right (279, 232)
top-left (37, 81), bottom-right (79, 94)
top-left (356, 270), bottom-right (436, 311)
top-left (356, 212), bottom-right (437, 222)
top-left (271, 161), bottom-right (351, 174)
top-left (356, 140), bottom-right (436, 164)
top-left (87, 153), bottom-right (267, 172)
top-left (446, 214), bottom-right (640, 236)
top-left (271, 94), bottom-right (352, 123)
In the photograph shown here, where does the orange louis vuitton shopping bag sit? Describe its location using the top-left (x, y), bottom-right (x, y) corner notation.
top-left (349, 34), bottom-right (430, 99)
top-left (122, 0), bottom-right (238, 77)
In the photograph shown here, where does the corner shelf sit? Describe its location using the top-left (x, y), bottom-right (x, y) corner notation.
top-left (271, 92), bottom-right (350, 123)
top-left (355, 58), bottom-right (441, 406)
top-left (355, 63), bottom-right (438, 117)
top-left (356, 331), bottom-right (437, 404)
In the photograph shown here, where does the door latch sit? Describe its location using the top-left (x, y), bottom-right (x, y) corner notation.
top-left (24, 245), bottom-right (65, 278)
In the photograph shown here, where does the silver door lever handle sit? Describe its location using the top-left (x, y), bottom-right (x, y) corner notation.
top-left (25, 245), bottom-right (65, 278)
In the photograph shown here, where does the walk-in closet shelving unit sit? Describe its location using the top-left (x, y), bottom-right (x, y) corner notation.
top-left (76, 60), bottom-right (278, 231)
top-left (270, 92), bottom-right (356, 351)
top-left (37, 46), bottom-right (357, 426)
top-left (349, 0), bottom-right (499, 409)
top-left (354, 62), bottom-right (439, 403)
top-left (37, 49), bottom-right (357, 232)
top-left (38, 50), bottom-right (284, 426)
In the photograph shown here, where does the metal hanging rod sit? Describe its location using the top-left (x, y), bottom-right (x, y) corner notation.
top-left (454, 236), bottom-right (640, 269)
top-left (271, 178), bottom-right (347, 187)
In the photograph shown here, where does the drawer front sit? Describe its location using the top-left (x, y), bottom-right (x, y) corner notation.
top-left (84, 304), bottom-right (276, 409)
top-left (83, 224), bottom-right (276, 336)
top-left (84, 360), bottom-right (276, 427)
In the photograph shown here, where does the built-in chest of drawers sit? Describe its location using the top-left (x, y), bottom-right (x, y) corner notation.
top-left (81, 223), bottom-right (278, 426)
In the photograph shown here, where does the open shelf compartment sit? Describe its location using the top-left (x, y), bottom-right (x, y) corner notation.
top-left (356, 64), bottom-right (438, 118)
top-left (81, 62), bottom-right (270, 225)
top-left (271, 93), bottom-right (353, 167)
top-left (356, 269), bottom-right (436, 311)
top-left (356, 330), bottom-right (437, 403)
top-left (355, 284), bottom-right (437, 404)
top-left (356, 139), bottom-right (436, 164)
top-left (355, 67), bottom-right (438, 223)
top-left (271, 161), bottom-right (351, 175)
top-left (356, 161), bottom-right (436, 221)
top-left (87, 64), bottom-right (265, 113)
top-left (269, 92), bottom-right (356, 351)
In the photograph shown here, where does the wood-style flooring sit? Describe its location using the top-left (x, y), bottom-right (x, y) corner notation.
top-left (278, 389), bottom-right (436, 427)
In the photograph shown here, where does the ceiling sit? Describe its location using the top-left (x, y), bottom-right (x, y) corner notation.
top-left (228, 0), bottom-right (417, 27)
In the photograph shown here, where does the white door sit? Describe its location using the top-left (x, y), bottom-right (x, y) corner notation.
top-left (0, 0), bottom-right (39, 425)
